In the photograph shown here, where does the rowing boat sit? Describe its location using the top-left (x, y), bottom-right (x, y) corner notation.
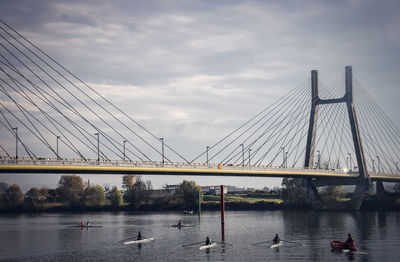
top-left (124, 238), bottom-right (154, 245)
top-left (271, 241), bottom-right (283, 248)
top-left (199, 243), bottom-right (217, 250)
top-left (170, 224), bottom-right (196, 228)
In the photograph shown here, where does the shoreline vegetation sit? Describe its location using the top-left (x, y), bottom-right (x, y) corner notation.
top-left (1, 175), bottom-right (400, 214)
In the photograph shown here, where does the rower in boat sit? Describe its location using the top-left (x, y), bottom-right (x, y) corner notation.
top-left (87, 221), bottom-right (90, 227)
top-left (273, 234), bottom-right (280, 244)
top-left (205, 236), bottom-right (212, 245)
top-left (80, 221), bottom-right (85, 227)
top-left (137, 232), bottom-right (142, 240)
top-left (345, 233), bottom-right (356, 250)
top-left (177, 220), bottom-right (182, 227)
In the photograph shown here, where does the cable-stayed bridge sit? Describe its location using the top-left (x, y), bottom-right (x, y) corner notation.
top-left (0, 20), bottom-right (399, 209)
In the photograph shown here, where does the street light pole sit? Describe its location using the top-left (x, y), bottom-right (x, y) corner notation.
top-left (376, 155), bottom-right (380, 173)
top-left (348, 153), bottom-right (352, 172)
top-left (317, 150), bottom-right (321, 169)
top-left (160, 138), bottom-right (164, 164)
top-left (248, 148), bottom-right (252, 166)
top-left (95, 133), bottom-right (99, 162)
top-left (123, 140), bottom-right (127, 161)
top-left (206, 146), bottom-right (209, 164)
top-left (372, 159), bottom-right (375, 173)
top-left (285, 151), bottom-right (288, 168)
top-left (240, 144), bottom-right (244, 167)
top-left (396, 162), bottom-right (399, 173)
top-left (12, 127), bottom-right (18, 159)
top-left (56, 136), bottom-right (60, 159)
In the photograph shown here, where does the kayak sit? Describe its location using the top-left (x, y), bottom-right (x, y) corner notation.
top-left (330, 240), bottom-right (357, 251)
top-left (124, 238), bottom-right (154, 245)
top-left (199, 243), bottom-right (217, 250)
top-left (271, 241), bottom-right (283, 248)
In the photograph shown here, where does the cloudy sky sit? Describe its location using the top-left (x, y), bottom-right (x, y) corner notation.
top-left (0, 0), bottom-right (399, 190)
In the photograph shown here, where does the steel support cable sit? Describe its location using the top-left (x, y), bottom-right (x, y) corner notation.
top-left (246, 86), bottom-right (311, 166)
top-left (318, 81), bottom-right (347, 164)
top-left (355, 83), bottom-right (397, 173)
top-left (0, 34), bottom-right (153, 163)
top-left (0, 21), bottom-right (184, 162)
top-left (354, 85), bottom-right (387, 173)
top-left (210, 79), bottom-right (311, 164)
top-left (241, 83), bottom-right (311, 166)
top-left (0, 56), bottom-right (141, 162)
top-left (290, 109), bottom-right (310, 167)
top-left (356, 81), bottom-right (400, 167)
top-left (0, 78), bottom-right (95, 159)
top-left (0, 109), bottom-right (35, 158)
top-left (191, 78), bottom-right (311, 162)
top-left (0, 143), bottom-right (9, 156)
top-left (0, 82), bottom-right (58, 156)
top-left (226, 83), bottom-right (311, 166)
top-left (0, 65), bottom-right (86, 159)
top-left (300, 79), bottom-right (345, 168)
top-left (208, 79), bottom-right (310, 164)
top-left (355, 84), bottom-right (397, 173)
top-left (0, 67), bottom-right (92, 160)
top-left (0, 65), bottom-right (124, 161)
top-left (0, 64), bottom-right (139, 163)
top-left (256, 89), bottom-right (312, 167)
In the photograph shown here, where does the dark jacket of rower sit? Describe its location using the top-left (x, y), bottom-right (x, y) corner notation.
top-left (273, 234), bottom-right (280, 244)
top-left (137, 232), bottom-right (142, 240)
top-left (205, 236), bottom-right (212, 245)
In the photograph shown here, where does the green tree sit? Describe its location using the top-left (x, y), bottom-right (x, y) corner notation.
top-left (122, 175), bottom-right (135, 190)
top-left (82, 185), bottom-right (107, 206)
top-left (24, 187), bottom-right (42, 209)
top-left (108, 186), bottom-right (123, 207)
top-left (5, 184), bottom-right (24, 208)
top-left (320, 186), bottom-right (344, 201)
top-left (394, 183), bottom-right (400, 193)
top-left (175, 180), bottom-right (202, 208)
top-left (125, 176), bottom-right (149, 208)
top-left (281, 178), bottom-right (307, 204)
top-left (57, 175), bottom-right (84, 206)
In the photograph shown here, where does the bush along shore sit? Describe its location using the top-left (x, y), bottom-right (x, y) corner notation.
top-left (1, 176), bottom-right (400, 213)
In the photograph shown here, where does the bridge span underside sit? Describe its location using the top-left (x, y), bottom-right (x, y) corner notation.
top-left (1, 164), bottom-right (398, 184)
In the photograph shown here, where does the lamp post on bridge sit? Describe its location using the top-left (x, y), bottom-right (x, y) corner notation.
top-left (12, 127), bottom-right (18, 160)
top-left (348, 153), bottom-right (352, 172)
top-left (56, 136), bottom-right (60, 160)
top-left (372, 159), bottom-right (375, 173)
top-left (95, 133), bottom-right (99, 162)
top-left (248, 148), bottom-right (252, 166)
top-left (240, 144), bottom-right (244, 167)
top-left (159, 138), bottom-right (164, 164)
top-left (396, 162), bottom-right (399, 173)
top-left (316, 150), bottom-right (321, 169)
top-left (285, 151), bottom-right (288, 168)
top-left (376, 155), bottom-right (381, 173)
top-left (206, 146), bottom-right (209, 165)
top-left (281, 147), bottom-right (285, 168)
top-left (123, 140), bottom-right (127, 161)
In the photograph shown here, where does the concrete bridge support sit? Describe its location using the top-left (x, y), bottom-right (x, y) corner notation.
top-left (303, 66), bottom-right (370, 210)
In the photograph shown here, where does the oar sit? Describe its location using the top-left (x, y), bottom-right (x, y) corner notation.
top-left (182, 241), bottom-right (204, 247)
top-left (251, 239), bottom-right (272, 245)
top-left (282, 240), bottom-right (304, 245)
top-left (216, 241), bottom-right (234, 247)
top-left (119, 236), bottom-right (138, 242)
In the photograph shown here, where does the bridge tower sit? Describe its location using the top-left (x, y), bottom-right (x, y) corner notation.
top-left (304, 66), bottom-right (370, 210)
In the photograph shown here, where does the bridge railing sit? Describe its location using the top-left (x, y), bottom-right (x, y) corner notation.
top-left (0, 156), bottom-right (352, 174)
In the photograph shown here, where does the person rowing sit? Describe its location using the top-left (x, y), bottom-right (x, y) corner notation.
top-left (177, 220), bottom-right (182, 227)
top-left (345, 233), bottom-right (356, 250)
top-left (80, 221), bottom-right (85, 227)
top-left (137, 232), bottom-right (142, 240)
top-left (273, 234), bottom-right (280, 244)
top-left (205, 236), bottom-right (212, 245)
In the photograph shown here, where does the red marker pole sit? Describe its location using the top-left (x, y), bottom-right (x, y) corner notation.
top-left (220, 185), bottom-right (225, 225)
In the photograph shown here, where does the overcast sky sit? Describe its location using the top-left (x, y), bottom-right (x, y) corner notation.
top-left (0, 0), bottom-right (399, 190)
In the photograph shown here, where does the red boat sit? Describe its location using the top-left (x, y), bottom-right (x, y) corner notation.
top-left (330, 240), bottom-right (357, 251)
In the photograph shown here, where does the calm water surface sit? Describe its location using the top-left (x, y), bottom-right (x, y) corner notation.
top-left (0, 210), bottom-right (399, 261)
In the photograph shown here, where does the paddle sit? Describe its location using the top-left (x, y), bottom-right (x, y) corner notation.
top-left (282, 240), bottom-right (304, 245)
top-left (182, 241), bottom-right (204, 247)
top-left (216, 241), bottom-right (234, 247)
top-left (251, 239), bottom-right (273, 245)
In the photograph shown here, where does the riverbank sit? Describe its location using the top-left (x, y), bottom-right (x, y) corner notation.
top-left (1, 196), bottom-right (399, 214)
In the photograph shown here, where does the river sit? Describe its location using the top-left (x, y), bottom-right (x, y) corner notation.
top-left (0, 210), bottom-right (399, 261)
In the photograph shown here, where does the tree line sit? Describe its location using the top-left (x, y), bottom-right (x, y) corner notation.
top-left (0, 175), bottom-right (202, 212)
